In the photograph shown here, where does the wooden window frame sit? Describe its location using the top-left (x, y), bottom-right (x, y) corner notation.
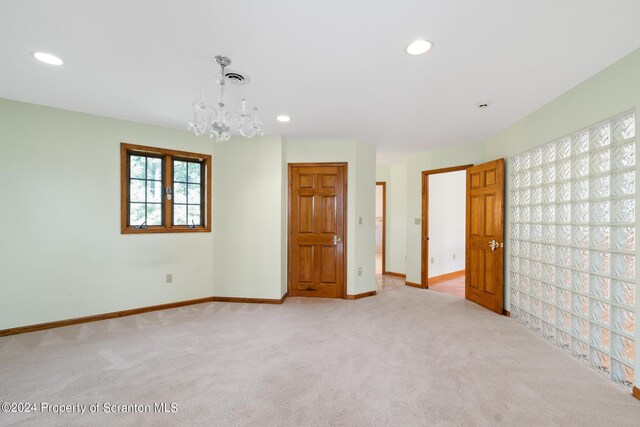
top-left (120, 143), bottom-right (212, 234)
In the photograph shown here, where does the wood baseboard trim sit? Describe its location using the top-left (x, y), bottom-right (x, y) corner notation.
top-left (632, 386), bottom-right (640, 400)
top-left (344, 290), bottom-right (377, 300)
top-left (428, 269), bottom-right (465, 282)
top-left (211, 293), bottom-right (288, 304)
top-left (0, 296), bottom-right (216, 337)
top-left (503, 309), bottom-right (511, 317)
top-left (405, 281), bottom-right (425, 289)
top-left (383, 271), bottom-right (406, 278)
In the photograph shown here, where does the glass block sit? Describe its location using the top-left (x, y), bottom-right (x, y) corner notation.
top-left (556, 182), bottom-right (571, 202)
top-left (530, 315), bottom-right (542, 334)
top-left (590, 123), bottom-right (611, 149)
top-left (572, 337), bottom-right (589, 363)
top-left (531, 168), bottom-right (542, 186)
top-left (531, 261), bottom-right (542, 279)
top-left (590, 349), bottom-right (611, 376)
top-left (611, 227), bottom-right (635, 251)
top-left (590, 300), bottom-right (610, 326)
top-left (590, 275), bottom-right (610, 301)
top-left (572, 293), bottom-right (589, 317)
top-left (556, 203), bottom-right (571, 223)
top-left (612, 333), bottom-right (635, 366)
top-left (611, 171), bottom-right (635, 196)
top-left (571, 202), bottom-right (589, 224)
top-left (541, 205), bottom-right (554, 223)
top-left (541, 244), bottom-right (555, 264)
top-left (612, 280), bottom-right (635, 309)
top-left (590, 251), bottom-right (611, 276)
top-left (611, 198), bottom-right (635, 223)
top-left (520, 207), bottom-right (531, 223)
top-left (590, 324), bottom-right (611, 353)
top-left (520, 241), bottom-right (531, 258)
top-left (571, 270), bottom-right (589, 293)
top-left (611, 360), bottom-right (634, 389)
top-left (532, 296), bottom-right (542, 317)
top-left (530, 205), bottom-right (542, 223)
top-left (530, 147), bottom-right (543, 167)
top-left (571, 226), bottom-right (589, 247)
top-left (510, 207), bottom-right (520, 223)
top-left (510, 240), bottom-right (520, 256)
top-left (531, 224), bottom-right (542, 242)
top-left (590, 201), bottom-right (610, 224)
top-left (542, 142), bottom-right (556, 163)
top-left (521, 170), bottom-right (531, 188)
top-left (531, 187), bottom-right (542, 205)
top-left (511, 223), bottom-right (521, 239)
top-left (542, 321), bottom-right (556, 343)
top-left (531, 243), bottom-right (542, 260)
top-left (512, 155), bottom-right (522, 173)
top-left (611, 140), bottom-right (636, 169)
top-left (556, 246), bottom-right (571, 267)
top-left (557, 289), bottom-right (571, 311)
top-left (542, 284), bottom-right (556, 305)
top-left (520, 258), bottom-right (530, 276)
top-left (530, 280), bottom-right (542, 299)
top-left (513, 172), bottom-right (522, 189)
top-left (572, 316), bottom-right (589, 342)
top-left (542, 164), bottom-right (555, 184)
top-left (612, 254), bottom-right (635, 281)
top-left (589, 149), bottom-right (610, 174)
top-left (571, 248), bottom-right (589, 271)
top-left (556, 309), bottom-right (571, 332)
top-left (556, 267), bottom-right (571, 288)
top-left (556, 160), bottom-right (571, 182)
top-left (557, 137), bottom-right (572, 159)
top-left (541, 185), bottom-right (555, 204)
top-left (589, 226), bottom-right (610, 250)
top-left (542, 225), bottom-right (555, 242)
top-left (511, 289), bottom-right (521, 307)
top-left (611, 307), bottom-right (635, 336)
top-left (611, 113), bottom-right (635, 143)
top-left (556, 225), bottom-right (571, 245)
top-left (571, 155), bottom-right (590, 179)
top-left (557, 330), bottom-right (572, 352)
top-left (542, 264), bottom-right (555, 283)
top-left (589, 176), bottom-right (610, 199)
top-left (571, 179), bottom-right (589, 201)
top-left (520, 275), bottom-right (531, 294)
top-left (572, 130), bottom-right (590, 155)
top-left (520, 310), bottom-right (531, 328)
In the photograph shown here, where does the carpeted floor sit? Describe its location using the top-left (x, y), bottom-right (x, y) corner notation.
top-left (1, 284), bottom-right (639, 426)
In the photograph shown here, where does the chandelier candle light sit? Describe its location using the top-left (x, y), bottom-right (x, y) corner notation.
top-left (187, 55), bottom-right (263, 142)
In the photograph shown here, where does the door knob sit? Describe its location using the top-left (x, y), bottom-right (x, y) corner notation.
top-left (333, 235), bottom-right (342, 245)
top-left (489, 240), bottom-right (499, 251)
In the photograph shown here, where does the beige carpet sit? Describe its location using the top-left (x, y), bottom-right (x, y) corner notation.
top-left (1, 285), bottom-right (639, 426)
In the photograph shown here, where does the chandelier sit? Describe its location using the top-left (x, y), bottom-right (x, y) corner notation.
top-left (187, 55), bottom-right (263, 142)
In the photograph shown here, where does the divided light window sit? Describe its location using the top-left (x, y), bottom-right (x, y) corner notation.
top-left (121, 143), bottom-right (211, 234)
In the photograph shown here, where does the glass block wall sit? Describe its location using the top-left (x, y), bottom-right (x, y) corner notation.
top-left (509, 112), bottom-right (636, 389)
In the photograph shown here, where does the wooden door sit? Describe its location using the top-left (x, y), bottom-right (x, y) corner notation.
top-left (289, 163), bottom-right (346, 298)
top-left (466, 159), bottom-right (505, 314)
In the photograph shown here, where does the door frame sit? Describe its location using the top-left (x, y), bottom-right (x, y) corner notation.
top-left (376, 181), bottom-right (386, 275)
top-left (287, 162), bottom-right (348, 298)
top-left (421, 164), bottom-right (473, 288)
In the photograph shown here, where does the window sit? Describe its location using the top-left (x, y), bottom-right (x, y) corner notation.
top-left (508, 111), bottom-right (636, 389)
top-left (120, 143), bottom-right (211, 233)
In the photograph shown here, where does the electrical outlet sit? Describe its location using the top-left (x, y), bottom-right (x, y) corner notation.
top-left (453, 254), bottom-right (456, 260)
top-left (431, 257), bottom-right (434, 264)
top-left (358, 267), bottom-right (363, 276)
top-left (414, 218), bottom-right (420, 225)
top-left (166, 273), bottom-right (173, 284)
top-left (359, 217), bottom-right (362, 225)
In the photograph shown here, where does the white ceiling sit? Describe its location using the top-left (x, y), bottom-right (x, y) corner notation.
top-left (1, 1), bottom-right (640, 163)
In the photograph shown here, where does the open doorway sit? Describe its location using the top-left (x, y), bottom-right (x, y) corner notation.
top-left (375, 182), bottom-right (386, 275)
top-left (421, 165), bottom-right (471, 297)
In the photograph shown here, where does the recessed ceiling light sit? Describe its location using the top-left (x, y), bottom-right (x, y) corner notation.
top-left (405, 40), bottom-right (432, 56)
top-left (32, 51), bottom-right (64, 66)
top-left (276, 115), bottom-right (291, 122)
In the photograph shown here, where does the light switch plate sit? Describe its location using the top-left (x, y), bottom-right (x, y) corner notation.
top-left (414, 218), bottom-right (420, 225)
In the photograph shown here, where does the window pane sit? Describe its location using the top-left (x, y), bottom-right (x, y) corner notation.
top-left (188, 184), bottom-right (201, 204)
top-left (147, 158), bottom-right (162, 180)
top-left (147, 204), bottom-right (162, 225)
top-left (130, 202), bottom-right (145, 225)
top-left (174, 161), bottom-right (187, 182)
top-left (188, 205), bottom-right (201, 226)
top-left (174, 183), bottom-right (187, 203)
top-left (188, 162), bottom-right (201, 183)
top-left (130, 179), bottom-right (145, 202)
top-left (147, 180), bottom-right (162, 203)
top-left (174, 204), bottom-right (187, 225)
top-left (130, 156), bottom-right (146, 179)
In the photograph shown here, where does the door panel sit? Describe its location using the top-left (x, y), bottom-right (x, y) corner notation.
top-left (289, 164), bottom-right (346, 298)
top-left (466, 159), bottom-right (505, 314)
